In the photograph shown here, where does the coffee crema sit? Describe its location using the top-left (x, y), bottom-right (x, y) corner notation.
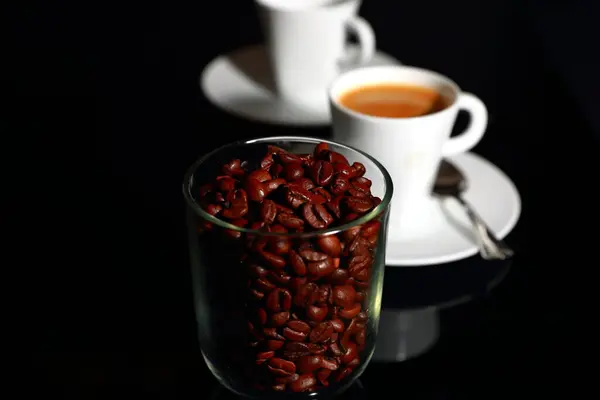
top-left (338, 83), bottom-right (449, 118)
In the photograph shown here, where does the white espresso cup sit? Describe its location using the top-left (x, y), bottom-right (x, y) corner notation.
top-left (329, 65), bottom-right (488, 239)
top-left (256, 0), bottom-right (375, 110)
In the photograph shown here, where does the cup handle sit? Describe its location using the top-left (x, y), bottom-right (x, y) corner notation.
top-left (344, 16), bottom-right (375, 66)
top-left (442, 93), bottom-right (488, 156)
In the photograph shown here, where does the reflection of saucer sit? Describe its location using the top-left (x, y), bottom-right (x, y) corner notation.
top-left (200, 44), bottom-right (399, 126)
top-left (208, 379), bottom-right (367, 400)
top-left (386, 152), bottom-right (521, 266)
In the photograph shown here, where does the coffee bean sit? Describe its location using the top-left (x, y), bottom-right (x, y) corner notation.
top-left (296, 355), bottom-right (322, 373)
top-left (307, 258), bottom-right (335, 277)
top-left (266, 289), bottom-right (292, 312)
top-left (345, 196), bottom-right (374, 214)
top-left (332, 285), bottom-right (356, 308)
top-left (302, 203), bottom-right (334, 229)
top-left (260, 200), bottom-right (277, 224)
top-left (268, 357), bottom-right (296, 377)
top-left (277, 213), bottom-right (304, 229)
top-left (316, 235), bottom-right (341, 257)
top-left (246, 179), bottom-right (267, 202)
top-left (309, 160), bottom-right (334, 186)
top-left (307, 305), bottom-right (328, 322)
top-left (309, 321), bottom-right (334, 343)
top-left (289, 374), bottom-right (317, 393)
top-left (284, 162), bottom-right (305, 181)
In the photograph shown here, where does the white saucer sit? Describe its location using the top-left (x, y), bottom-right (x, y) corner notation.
top-left (386, 152), bottom-right (521, 267)
top-left (200, 44), bottom-right (399, 126)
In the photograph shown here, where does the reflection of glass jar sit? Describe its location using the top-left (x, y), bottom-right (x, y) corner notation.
top-left (183, 137), bottom-right (393, 398)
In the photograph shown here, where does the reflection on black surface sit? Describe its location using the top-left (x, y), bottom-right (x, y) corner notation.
top-left (208, 380), bottom-right (368, 400)
top-left (382, 258), bottom-right (513, 309)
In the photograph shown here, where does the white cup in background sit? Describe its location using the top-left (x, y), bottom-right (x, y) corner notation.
top-left (256, 0), bottom-right (375, 110)
top-left (329, 65), bottom-right (488, 239)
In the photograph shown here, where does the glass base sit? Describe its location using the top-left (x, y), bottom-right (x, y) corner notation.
top-left (372, 308), bottom-right (439, 362)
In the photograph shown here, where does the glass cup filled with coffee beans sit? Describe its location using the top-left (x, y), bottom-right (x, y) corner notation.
top-left (183, 136), bottom-right (393, 398)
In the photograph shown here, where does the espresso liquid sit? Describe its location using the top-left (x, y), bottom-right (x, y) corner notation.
top-left (338, 84), bottom-right (449, 118)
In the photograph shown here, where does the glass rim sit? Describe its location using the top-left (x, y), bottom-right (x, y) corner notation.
top-left (182, 136), bottom-right (394, 238)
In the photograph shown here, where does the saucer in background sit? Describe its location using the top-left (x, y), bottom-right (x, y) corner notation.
top-left (200, 44), bottom-right (399, 126)
top-left (386, 152), bottom-right (521, 266)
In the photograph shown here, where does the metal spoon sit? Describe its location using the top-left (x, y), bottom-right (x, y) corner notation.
top-left (433, 160), bottom-right (514, 260)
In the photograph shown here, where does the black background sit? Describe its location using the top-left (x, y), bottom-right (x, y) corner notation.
top-left (12, 0), bottom-right (597, 397)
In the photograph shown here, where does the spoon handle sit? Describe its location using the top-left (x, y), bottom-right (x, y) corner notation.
top-left (454, 195), bottom-right (515, 260)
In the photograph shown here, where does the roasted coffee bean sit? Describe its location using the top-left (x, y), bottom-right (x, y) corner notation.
top-left (316, 235), bottom-right (341, 257)
top-left (289, 250), bottom-right (307, 276)
top-left (248, 169), bottom-right (272, 183)
top-left (332, 285), bottom-right (356, 308)
top-left (289, 374), bottom-right (317, 393)
top-left (345, 196), bottom-right (374, 214)
top-left (284, 162), bottom-right (305, 181)
top-left (260, 250), bottom-right (286, 269)
top-left (266, 288), bottom-right (292, 312)
top-left (216, 176), bottom-right (237, 192)
top-left (326, 196), bottom-right (343, 219)
top-left (287, 320), bottom-right (311, 333)
top-left (307, 258), bottom-right (335, 277)
top-left (309, 321), bottom-right (334, 343)
top-left (330, 318), bottom-right (345, 333)
top-left (256, 351), bottom-right (274, 364)
top-left (361, 220), bottom-right (380, 237)
top-left (267, 271), bottom-right (291, 286)
top-left (355, 327), bottom-right (366, 346)
top-left (317, 369), bottom-right (332, 386)
top-left (264, 178), bottom-right (286, 194)
top-left (341, 342), bottom-right (358, 364)
top-left (222, 159), bottom-right (245, 176)
top-left (330, 174), bottom-right (350, 195)
top-left (268, 357), bottom-right (296, 377)
top-left (260, 154), bottom-right (275, 170)
top-left (283, 342), bottom-right (311, 360)
top-left (277, 213), bottom-right (304, 230)
top-left (348, 255), bottom-right (371, 281)
top-left (314, 142), bottom-right (328, 157)
top-left (320, 357), bottom-right (339, 371)
top-left (266, 340), bottom-right (285, 351)
top-left (263, 327), bottom-right (285, 340)
top-left (309, 160), bottom-right (334, 186)
top-left (307, 305), bottom-right (328, 322)
top-left (195, 141), bottom-right (386, 393)
top-left (312, 187), bottom-right (331, 202)
top-left (351, 162), bottom-right (366, 177)
top-left (299, 249), bottom-right (328, 262)
top-left (271, 311), bottom-right (290, 327)
top-left (246, 179), bottom-right (267, 202)
top-left (260, 200), bottom-right (277, 224)
top-left (285, 184), bottom-right (313, 209)
top-left (339, 303), bottom-right (361, 319)
top-left (276, 373), bottom-right (299, 384)
top-left (327, 268), bottom-right (350, 285)
top-left (268, 236), bottom-right (291, 255)
top-left (302, 203), bottom-right (334, 229)
top-left (279, 152), bottom-right (302, 164)
top-left (297, 355), bottom-right (322, 373)
top-left (255, 278), bottom-right (276, 293)
top-left (248, 264), bottom-right (268, 278)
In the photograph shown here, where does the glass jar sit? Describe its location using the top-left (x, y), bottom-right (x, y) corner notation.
top-left (183, 136), bottom-right (393, 398)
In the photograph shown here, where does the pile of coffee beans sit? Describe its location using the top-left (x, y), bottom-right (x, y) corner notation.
top-left (197, 142), bottom-right (383, 393)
